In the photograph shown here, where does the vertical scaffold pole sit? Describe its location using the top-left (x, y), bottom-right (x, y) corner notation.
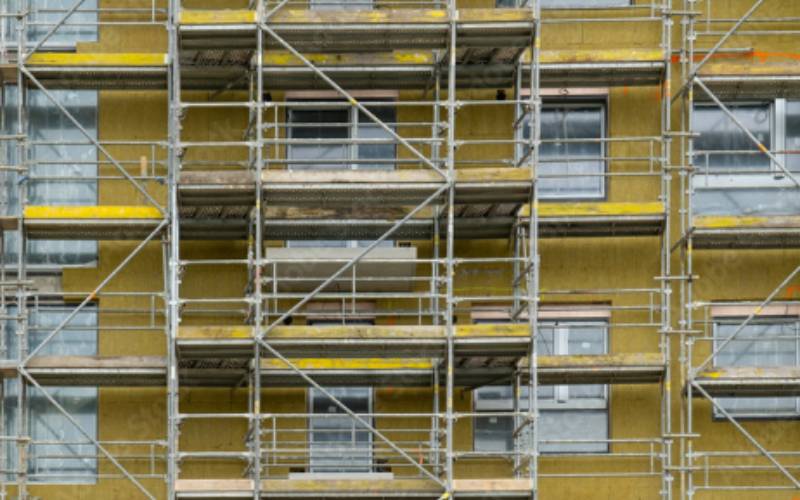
top-left (444, 0), bottom-right (457, 496)
top-left (527, 0), bottom-right (541, 498)
top-left (167, 0), bottom-right (181, 498)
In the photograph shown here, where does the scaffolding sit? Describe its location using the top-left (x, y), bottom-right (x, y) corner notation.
top-left (0, 0), bottom-right (678, 498)
top-left (676, 0), bottom-right (800, 497)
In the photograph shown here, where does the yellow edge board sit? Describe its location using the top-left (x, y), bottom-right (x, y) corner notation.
top-left (538, 48), bottom-right (664, 65)
top-left (27, 53), bottom-right (167, 67)
top-left (265, 51), bottom-right (434, 66)
top-left (179, 323), bottom-right (530, 340)
top-left (24, 205), bottom-right (162, 220)
top-left (261, 358), bottom-right (434, 370)
top-left (694, 215), bottom-right (800, 229)
top-left (175, 478), bottom-right (440, 493)
top-left (520, 201), bottom-right (664, 218)
top-left (697, 366), bottom-right (800, 380)
top-left (180, 8), bottom-right (531, 25)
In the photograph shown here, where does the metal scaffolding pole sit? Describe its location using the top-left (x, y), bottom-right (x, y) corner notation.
top-left (167, 1), bottom-right (181, 499)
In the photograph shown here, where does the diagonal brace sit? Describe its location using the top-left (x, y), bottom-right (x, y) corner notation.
top-left (255, 336), bottom-right (446, 488)
top-left (18, 368), bottom-right (157, 499)
top-left (695, 79), bottom-right (800, 188)
top-left (23, 219), bottom-right (168, 364)
top-left (19, 68), bottom-right (166, 212)
top-left (22, 0), bottom-right (87, 62)
top-left (691, 380), bottom-right (800, 489)
top-left (692, 263), bottom-right (800, 376)
top-left (257, 22), bottom-right (447, 180)
top-left (671, 0), bottom-right (766, 103)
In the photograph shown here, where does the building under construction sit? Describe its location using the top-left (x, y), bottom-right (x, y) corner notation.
top-left (0, 0), bottom-right (798, 498)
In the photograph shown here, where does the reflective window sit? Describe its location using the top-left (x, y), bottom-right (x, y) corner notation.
top-left (288, 104), bottom-right (395, 171)
top-left (692, 100), bottom-right (800, 217)
top-left (474, 321), bottom-right (609, 454)
top-left (309, 387), bottom-right (372, 472)
top-left (713, 319), bottom-right (800, 418)
top-left (3, 86), bottom-right (98, 266)
top-left (522, 104), bottom-right (606, 199)
top-left (4, 304), bottom-right (97, 483)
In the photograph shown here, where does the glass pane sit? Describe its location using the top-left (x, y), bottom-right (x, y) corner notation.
top-left (3, 86), bottom-right (97, 266)
top-left (3, 304), bottom-right (96, 360)
top-left (310, 0), bottom-right (373, 10)
top-left (356, 108), bottom-right (395, 170)
top-left (692, 104), bottom-right (771, 172)
top-left (289, 108), bottom-right (349, 170)
top-left (539, 410), bottom-right (608, 453)
top-left (310, 387), bottom-right (371, 472)
top-left (567, 324), bottom-right (606, 399)
top-left (714, 320), bottom-right (799, 416)
top-left (787, 101), bottom-right (800, 172)
top-left (475, 415), bottom-right (514, 452)
top-left (534, 106), bottom-right (604, 199)
top-left (5, 0), bottom-right (98, 46)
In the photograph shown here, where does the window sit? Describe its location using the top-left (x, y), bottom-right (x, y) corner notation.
top-left (474, 321), bottom-right (609, 453)
top-left (288, 104), bottom-right (395, 171)
top-left (498, 0), bottom-right (630, 8)
top-left (521, 103), bottom-right (606, 199)
top-left (4, 304), bottom-right (97, 483)
top-left (2, 86), bottom-right (98, 266)
top-left (713, 318), bottom-right (800, 418)
top-left (288, 102), bottom-right (396, 248)
top-left (4, 0), bottom-right (98, 47)
top-left (310, 0), bottom-right (373, 10)
top-left (309, 387), bottom-right (372, 473)
top-left (692, 100), bottom-right (800, 216)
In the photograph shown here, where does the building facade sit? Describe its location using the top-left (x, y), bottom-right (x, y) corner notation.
top-left (0, 0), bottom-right (798, 498)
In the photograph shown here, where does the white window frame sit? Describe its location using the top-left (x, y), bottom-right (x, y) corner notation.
top-left (308, 387), bottom-right (374, 473)
top-left (693, 99), bottom-right (798, 183)
top-left (518, 100), bottom-right (608, 200)
top-left (473, 318), bottom-right (610, 454)
top-left (287, 100), bottom-right (397, 172)
top-left (711, 315), bottom-right (800, 419)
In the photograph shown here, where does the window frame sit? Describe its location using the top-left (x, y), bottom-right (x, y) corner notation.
top-left (307, 387), bottom-right (374, 473)
top-left (286, 100), bottom-right (397, 172)
top-left (519, 99), bottom-right (609, 201)
top-left (711, 315), bottom-right (800, 420)
top-left (472, 318), bottom-right (610, 454)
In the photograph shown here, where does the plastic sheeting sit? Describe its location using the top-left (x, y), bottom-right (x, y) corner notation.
top-left (3, 86), bottom-right (98, 266)
top-left (3, 305), bottom-right (97, 482)
top-left (4, 0), bottom-right (98, 47)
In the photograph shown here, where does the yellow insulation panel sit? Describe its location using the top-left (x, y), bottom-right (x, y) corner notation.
top-left (24, 205), bottom-right (162, 220)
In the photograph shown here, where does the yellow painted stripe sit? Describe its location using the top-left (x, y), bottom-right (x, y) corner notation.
top-left (27, 53), bottom-right (167, 67)
top-left (694, 215), bottom-right (800, 229)
top-left (521, 202), bottom-right (664, 218)
top-left (262, 358), bottom-right (434, 370)
top-left (180, 10), bottom-right (257, 24)
top-left (24, 206), bottom-right (162, 220)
